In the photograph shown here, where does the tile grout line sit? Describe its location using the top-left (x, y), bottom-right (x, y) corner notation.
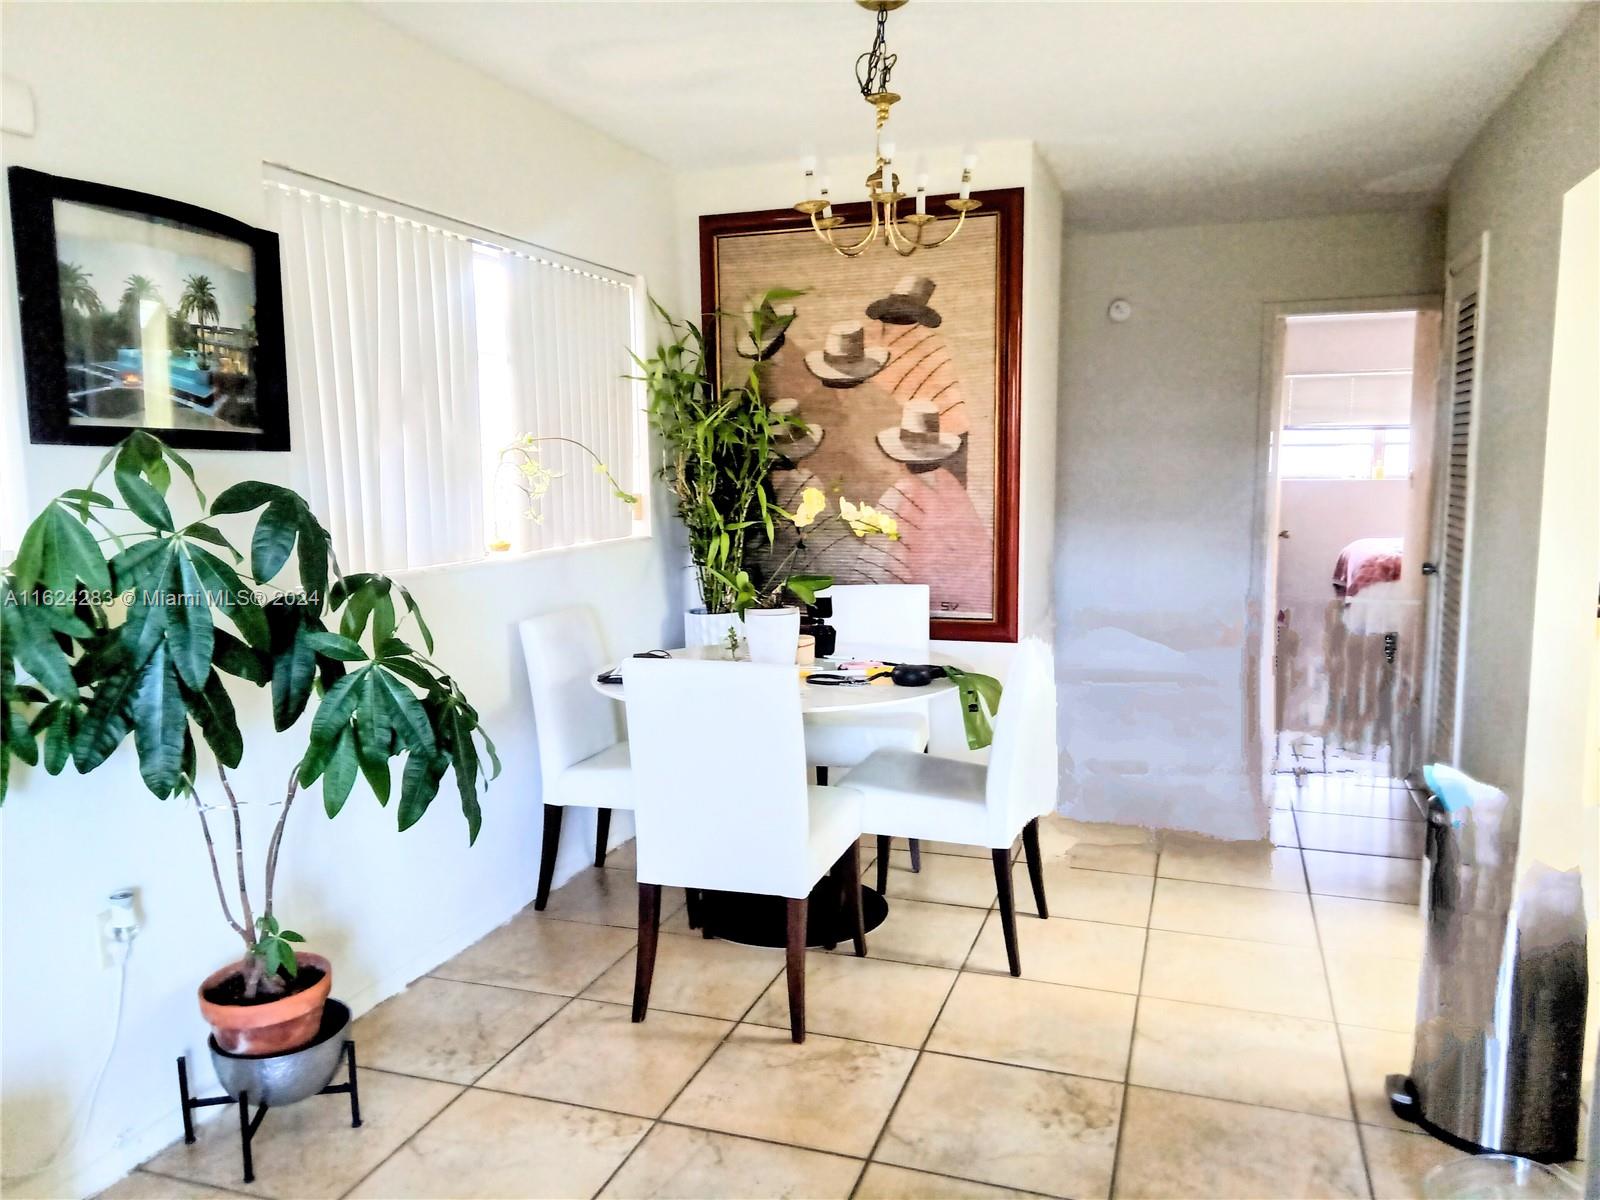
top-left (1105, 827), bottom-right (1159, 1200)
top-left (1297, 790), bottom-right (1382, 1200)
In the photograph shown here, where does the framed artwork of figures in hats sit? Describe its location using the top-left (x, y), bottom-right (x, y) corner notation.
top-left (699, 187), bottom-right (1022, 642)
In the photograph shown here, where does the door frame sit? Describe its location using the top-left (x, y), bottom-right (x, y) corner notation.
top-left (1421, 237), bottom-right (1489, 767)
top-left (1248, 292), bottom-right (1444, 790)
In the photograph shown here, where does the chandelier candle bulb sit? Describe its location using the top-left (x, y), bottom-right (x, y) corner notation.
top-left (915, 177), bottom-right (927, 215)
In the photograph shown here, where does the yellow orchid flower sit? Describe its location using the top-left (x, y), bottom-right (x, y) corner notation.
top-left (838, 498), bottom-right (897, 539)
top-left (791, 486), bottom-right (827, 528)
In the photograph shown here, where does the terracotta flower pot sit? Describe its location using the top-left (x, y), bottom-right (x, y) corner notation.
top-left (198, 952), bottom-right (332, 1056)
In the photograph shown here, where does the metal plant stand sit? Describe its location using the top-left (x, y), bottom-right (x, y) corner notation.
top-left (174, 1000), bottom-right (361, 1184)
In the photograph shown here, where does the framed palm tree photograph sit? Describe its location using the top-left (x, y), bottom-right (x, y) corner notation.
top-left (9, 167), bottom-right (288, 449)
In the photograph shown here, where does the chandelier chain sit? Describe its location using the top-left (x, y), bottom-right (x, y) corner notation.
top-left (855, 7), bottom-right (896, 99)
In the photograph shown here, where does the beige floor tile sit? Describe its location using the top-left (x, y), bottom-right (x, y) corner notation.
top-left (96, 1172), bottom-right (247, 1199)
top-left (145, 1069), bottom-right (459, 1200)
top-left (1140, 929), bottom-right (1332, 1020)
top-left (1271, 808), bottom-right (1300, 847)
top-left (1339, 1024), bottom-right (1416, 1130)
top-left (664, 1025), bottom-right (915, 1157)
top-left (855, 1164), bottom-right (1052, 1199)
top-left (928, 972), bottom-right (1136, 1082)
top-left (346, 1088), bottom-right (648, 1200)
top-left (599, 1124), bottom-right (861, 1199)
top-left (1360, 1125), bottom-right (1470, 1200)
top-left (747, 953), bottom-right (956, 1047)
top-left (1112, 1087), bottom-right (1367, 1200)
top-left (1304, 850), bottom-right (1423, 903)
top-left (1158, 836), bottom-right (1307, 892)
top-left (920, 839), bottom-right (992, 859)
top-left (1128, 997), bottom-right (1351, 1118)
top-left (826, 897), bottom-right (987, 970)
top-left (478, 998), bottom-right (729, 1118)
top-left (539, 866), bottom-right (686, 929)
top-left (432, 910), bottom-right (636, 996)
top-left (877, 1052), bottom-right (1122, 1198)
top-left (604, 838), bottom-right (637, 870)
top-left (1148, 878), bottom-right (1317, 946)
top-left (1048, 817), bottom-right (1155, 847)
top-left (583, 930), bottom-right (783, 1019)
top-left (1325, 950), bottom-right (1420, 1033)
top-left (967, 912), bottom-right (1146, 993)
top-left (1314, 894), bottom-right (1423, 961)
top-left (351, 976), bottom-right (565, 1084)
top-left (1012, 861), bottom-right (1153, 926)
top-left (1035, 819), bottom-right (1159, 875)
top-left (1297, 812), bottom-right (1425, 859)
top-left (1295, 779), bottom-right (1424, 821)
top-left (876, 849), bottom-right (1000, 908)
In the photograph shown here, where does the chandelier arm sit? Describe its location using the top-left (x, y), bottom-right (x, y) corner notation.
top-left (919, 207), bottom-right (971, 250)
top-left (814, 203), bottom-right (880, 257)
top-left (883, 206), bottom-right (923, 256)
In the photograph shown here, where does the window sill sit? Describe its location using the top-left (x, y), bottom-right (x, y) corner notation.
top-left (383, 530), bottom-right (656, 583)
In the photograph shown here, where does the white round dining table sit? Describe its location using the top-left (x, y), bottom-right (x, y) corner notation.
top-left (590, 645), bottom-right (957, 713)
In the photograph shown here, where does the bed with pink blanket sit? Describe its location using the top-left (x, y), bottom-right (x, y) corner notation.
top-left (1332, 537), bottom-right (1403, 598)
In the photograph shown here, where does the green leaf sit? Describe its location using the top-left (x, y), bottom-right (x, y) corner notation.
top-left (9, 601), bottom-right (80, 697)
top-left (184, 670), bottom-right (243, 769)
top-left (11, 501), bottom-right (112, 603)
top-left (448, 709), bottom-right (482, 844)
top-left (187, 544), bottom-right (270, 649)
top-left (271, 623), bottom-right (318, 731)
top-left (251, 497), bottom-right (299, 584)
top-left (373, 669), bottom-right (436, 753)
top-left (41, 702), bottom-right (74, 774)
top-left (784, 573), bottom-right (833, 606)
top-left (371, 591), bottom-right (396, 649)
top-left (398, 751), bottom-right (446, 832)
top-left (180, 522), bottom-right (238, 559)
top-left (338, 578), bottom-right (385, 643)
top-left (280, 929), bottom-right (305, 943)
top-left (321, 728), bottom-right (359, 818)
top-left (113, 441), bottom-right (174, 530)
top-left (304, 631), bottom-right (367, 662)
top-left (299, 669), bottom-right (366, 785)
top-left (131, 644), bottom-right (185, 797)
top-left (353, 723), bottom-right (391, 806)
top-left (164, 551), bottom-right (214, 691)
top-left (160, 444), bottom-right (205, 509)
top-left (212, 629), bottom-right (271, 685)
top-left (116, 541), bottom-right (178, 665)
top-left (73, 665), bottom-right (139, 772)
top-left (258, 914), bottom-right (280, 936)
top-left (210, 480), bottom-right (288, 515)
top-left (395, 585), bottom-right (434, 654)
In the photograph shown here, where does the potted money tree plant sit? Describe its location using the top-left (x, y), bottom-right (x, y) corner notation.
top-left (0, 432), bottom-right (497, 1054)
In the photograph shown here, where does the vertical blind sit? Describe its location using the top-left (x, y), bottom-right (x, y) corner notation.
top-left (265, 167), bottom-right (643, 571)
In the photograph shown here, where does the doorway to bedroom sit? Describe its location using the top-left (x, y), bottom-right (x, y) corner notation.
top-left (1262, 303), bottom-right (1443, 784)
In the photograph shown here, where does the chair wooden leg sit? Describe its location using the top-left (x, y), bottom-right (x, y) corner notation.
top-left (1021, 817), bottom-right (1048, 919)
top-left (785, 897), bottom-right (808, 1043)
top-left (992, 847), bottom-right (1021, 977)
top-left (684, 887), bottom-right (702, 930)
top-left (816, 765), bottom-right (829, 786)
top-left (633, 882), bottom-right (662, 1022)
top-left (909, 839), bottom-right (923, 873)
top-left (535, 804), bottom-right (563, 911)
top-left (845, 843), bottom-right (867, 957)
top-left (593, 807), bottom-right (612, 868)
top-left (875, 835), bottom-right (891, 894)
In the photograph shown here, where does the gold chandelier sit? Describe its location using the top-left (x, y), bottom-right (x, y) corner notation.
top-left (794, 0), bottom-right (980, 257)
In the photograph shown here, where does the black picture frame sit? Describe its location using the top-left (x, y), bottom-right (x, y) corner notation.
top-left (8, 167), bottom-right (289, 451)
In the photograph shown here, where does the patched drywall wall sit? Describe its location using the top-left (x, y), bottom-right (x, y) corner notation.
top-left (1055, 210), bottom-right (1444, 839)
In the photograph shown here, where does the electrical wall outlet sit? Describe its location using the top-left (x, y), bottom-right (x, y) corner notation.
top-left (97, 888), bottom-right (140, 968)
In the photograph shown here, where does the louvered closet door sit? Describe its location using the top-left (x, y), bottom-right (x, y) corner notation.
top-left (1429, 245), bottom-right (1486, 763)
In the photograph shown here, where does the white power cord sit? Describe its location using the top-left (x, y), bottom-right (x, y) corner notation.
top-left (1, 932), bottom-right (133, 1184)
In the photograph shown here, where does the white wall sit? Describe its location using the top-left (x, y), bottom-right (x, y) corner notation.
top-left (672, 141), bottom-right (1064, 752)
top-left (0, 5), bottom-right (679, 1196)
top-left (1443, 6), bottom-right (1600, 796)
top-left (1055, 210), bottom-right (1443, 838)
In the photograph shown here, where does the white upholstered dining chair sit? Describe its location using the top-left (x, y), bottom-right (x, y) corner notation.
top-left (805, 583), bottom-right (930, 870)
top-left (843, 637), bottom-right (1058, 977)
top-left (518, 608), bottom-right (632, 910)
top-left (623, 657), bottom-right (866, 1042)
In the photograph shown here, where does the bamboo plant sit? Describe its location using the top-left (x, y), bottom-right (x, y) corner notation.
top-left (0, 431), bottom-right (497, 995)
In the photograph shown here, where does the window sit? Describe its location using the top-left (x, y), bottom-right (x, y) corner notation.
top-left (1279, 369), bottom-right (1412, 481)
top-left (266, 167), bottom-right (645, 572)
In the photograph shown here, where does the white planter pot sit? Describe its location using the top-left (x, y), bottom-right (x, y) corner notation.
top-left (744, 607), bottom-right (801, 665)
top-left (684, 608), bottom-right (741, 652)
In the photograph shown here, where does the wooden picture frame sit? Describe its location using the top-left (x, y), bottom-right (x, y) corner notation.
top-left (9, 167), bottom-right (289, 451)
top-left (700, 187), bottom-right (1022, 643)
